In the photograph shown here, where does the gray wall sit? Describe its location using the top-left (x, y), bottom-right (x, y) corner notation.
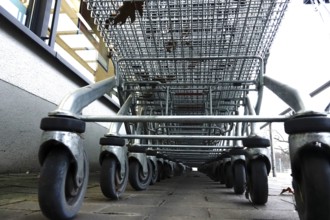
top-left (0, 10), bottom-right (117, 173)
top-left (0, 80), bottom-right (107, 173)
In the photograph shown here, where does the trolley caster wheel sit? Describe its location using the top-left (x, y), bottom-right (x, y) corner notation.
top-left (211, 164), bottom-right (220, 182)
top-left (157, 161), bottom-right (164, 182)
top-left (233, 162), bottom-right (246, 195)
top-left (248, 159), bottom-right (268, 205)
top-left (224, 163), bottom-right (233, 188)
top-left (129, 159), bottom-right (152, 190)
top-left (38, 148), bottom-right (89, 220)
top-left (293, 150), bottom-right (330, 220)
top-left (219, 163), bottom-right (225, 184)
top-left (164, 162), bottom-right (174, 178)
top-left (175, 163), bottom-right (185, 176)
top-left (149, 159), bottom-right (158, 185)
top-left (100, 156), bottom-right (128, 199)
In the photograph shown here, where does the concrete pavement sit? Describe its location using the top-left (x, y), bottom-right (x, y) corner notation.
top-left (0, 171), bottom-right (299, 220)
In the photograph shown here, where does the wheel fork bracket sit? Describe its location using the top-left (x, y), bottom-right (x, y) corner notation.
top-left (129, 152), bottom-right (148, 175)
top-left (245, 147), bottom-right (270, 161)
top-left (100, 145), bottom-right (127, 179)
top-left (40, 131), bottom-right (85, 188)
top-left (147, 155), bottom-right (157, 170)
top-left (231, 155), bottom-right (245, 164)
top-left (288, 133), bottom-right (330, 162)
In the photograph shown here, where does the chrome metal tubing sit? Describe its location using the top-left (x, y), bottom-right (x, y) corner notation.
top-left (136, 144), bottom-right (237, 149)
top-left (107, 94), bottom-right (133, 135)
top-left (81, 115), bottom-right (288, 123)
top-left (245, 96), bottom-right (257, 135)
top-left (49, 76), bottom-right (116, 117)
top-left (118, 134), bottom-right (249, 140)
top-left (263, 75), bottom-right (313, 113)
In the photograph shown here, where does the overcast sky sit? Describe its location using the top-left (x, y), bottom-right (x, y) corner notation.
top-left (259, 1), bottom-right (330, 115)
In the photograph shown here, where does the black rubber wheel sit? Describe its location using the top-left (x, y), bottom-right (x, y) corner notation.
top-left (99, 137), bottom-right (125, 146)
top-left (175, 164), bottom-right (185, 176)
top-left (38, 148), bottom-right (89, 220)
top-left (40, 117), bottom-right (86, 133)
top-left (285, 116), bottom-right (330, 134)
top-left (100, 156), bottom-right (128, 199)
top-left (129, 159), bottom-right (152, 190)
top-left (129, 146), bottom-right (147, 153)
top-left (249, 159), bottom-right (268, 205)
top-left (208, 165), bottom-right (218, 181)
top-left (233, 162), bottom-right (246, 195)
top-left (243, 137), bottom-right (270, 148)
top-left (224, 163), bottom-right (233, 188)
top-left (164, 162), bottom-right (174, 178)
top-left (213, 165), bottom-right (220, 182)
top-left (293, 152), bottom-right (330, 220)
top-left (157, 161), bottom-right (164, 182)
top-left (219, 163), bottom-right (225, 184)
top-left (149, 160), bottom-right (158, 185)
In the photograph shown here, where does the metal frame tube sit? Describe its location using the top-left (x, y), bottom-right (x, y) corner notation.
top-left (81, 115), bottom-right (287, 123)
top-left (136, 144), bottom-right (241, 149)
top-left (118, 134), bottom-right (249, 140)
top-left (245, 96), bottom-right (257, 135)
top-left (107, 94), bottom-right (133, 135)
top-left (50, 76), bottom-right (116, 117)
top-left (263, 75), bottom-right (313, 113)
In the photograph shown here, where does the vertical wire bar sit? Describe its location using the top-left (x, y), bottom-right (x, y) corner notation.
top-left (166, 86), bottom-right (170, 115)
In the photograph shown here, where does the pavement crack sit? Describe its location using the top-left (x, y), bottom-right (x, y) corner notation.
top-left (99, 212), bottom-right (139, 216)
top-left (167, 191), bottom-right (174, 196)
top-left (0, 199), bottom-right (27, 207)
top-left (207, 208), bottom-right (211, 218)
top-left (204, 196), bottom-right (208, 202)
top-left (280, 198), bottom-right (295, 205)
top-left (158, 199), bottom-right (166, 207)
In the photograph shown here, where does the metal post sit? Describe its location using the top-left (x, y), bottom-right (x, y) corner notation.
top-left (48, 0), bottom-right (61, 48)
top-left (269, 123), bottom-right (276, 177)
top-left (28, 0), bottom-right (52, 40)
top-left (245, 96), bottom-right (257, 135)
top-left (108, 94), bottom-right (133, 135)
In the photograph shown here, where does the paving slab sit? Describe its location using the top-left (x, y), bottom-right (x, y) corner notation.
top-left (0, 172), bottom-right (298, 220)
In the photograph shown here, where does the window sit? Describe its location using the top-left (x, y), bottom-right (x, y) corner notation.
top-left (1, 0), bottom-right (114, 82)
top-left (1, 0), bottom-right (29, 24)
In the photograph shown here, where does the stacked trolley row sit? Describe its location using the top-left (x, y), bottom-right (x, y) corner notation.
top-left (37, 1), bottom-right (330, 220)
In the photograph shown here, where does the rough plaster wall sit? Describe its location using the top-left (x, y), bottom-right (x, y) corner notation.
top-left (0, 26), bottom-right (116, 126)
top-left (0, 24), bottom-right (117, 173)
top-left (0, 80), bottom-right (106, 173)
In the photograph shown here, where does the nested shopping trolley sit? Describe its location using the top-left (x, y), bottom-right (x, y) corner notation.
top-left (37, 0), bottom-right (330, 219)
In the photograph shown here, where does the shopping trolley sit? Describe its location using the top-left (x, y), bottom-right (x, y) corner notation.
top-left (37, 1), bottom-right (330, 219)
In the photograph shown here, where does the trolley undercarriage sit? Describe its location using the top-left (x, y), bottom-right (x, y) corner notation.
top-left (37, 1), bottom-right (330, 219)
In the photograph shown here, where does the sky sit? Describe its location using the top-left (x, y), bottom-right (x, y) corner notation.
top-left (259, 1), bottom-right (330, 115)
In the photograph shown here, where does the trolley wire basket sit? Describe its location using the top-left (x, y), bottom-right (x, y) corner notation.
top-left (84, 0), bottom-right (289, 165)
